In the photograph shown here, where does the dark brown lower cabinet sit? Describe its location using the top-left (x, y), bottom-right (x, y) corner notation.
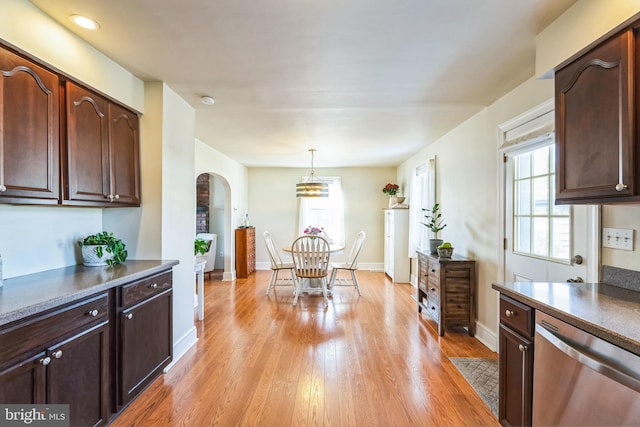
top-left (0, 268), bottom-right (173, 426)
top-left (498, 294), bottom-right (534, 427)
top-left (118, 270), bottom-right (173, 407)
top-left (498, 324), bottom-right (533, 426)
top-left (0, 302), bottom-right (109, 427)
top-left (119, 289), bottom-right (172, 406)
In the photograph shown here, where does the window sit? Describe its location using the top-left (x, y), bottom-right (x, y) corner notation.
top-left (512, 144), bottom-right (570, 261)
top-left (298, 177), bottom-right (345, 246)
top-left (409, 158), bottom-right (435, 254)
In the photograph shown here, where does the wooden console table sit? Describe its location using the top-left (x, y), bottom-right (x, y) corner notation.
top-left (416, 250), bottom-right (476, 336)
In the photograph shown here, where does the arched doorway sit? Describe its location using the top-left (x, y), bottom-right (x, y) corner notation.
top-left (196, 172), bottom-right (233, 280)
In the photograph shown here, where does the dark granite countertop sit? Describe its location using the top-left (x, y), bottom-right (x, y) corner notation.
top-left (0, 260), bottom-right (179, 327)
top-left (492, 281), bottom-right (640, 356)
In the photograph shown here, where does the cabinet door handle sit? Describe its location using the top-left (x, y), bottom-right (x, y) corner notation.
top-left (40, 356), bottom-right (51, 366)
top-left (518, 344), bottom-right (527, 352)
top-left (125, 313), bottom-right (133, 320)
top-left (148, 283), bottom-right (158, 289)
top-left (505, 309), bottom-right (514, 318)
top-left (87, 309), bottom-right (99, 317)
top-left (430, 287), bottom-right (436, 292)
top-left (431, 269), bottom-right (436, 273)
top-left (52, 350), bottom-right (63, 359)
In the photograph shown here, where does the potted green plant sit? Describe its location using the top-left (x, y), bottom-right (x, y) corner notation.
top-left (78, 231), bottom-right (128, 266)
top-left (195, 238), bottom-right (209, 255)
top-left (421, 203), bottom-right (447, 254)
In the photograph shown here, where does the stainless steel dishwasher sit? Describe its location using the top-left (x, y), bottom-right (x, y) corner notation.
top-left (532, 311), bottom-right (640, 426)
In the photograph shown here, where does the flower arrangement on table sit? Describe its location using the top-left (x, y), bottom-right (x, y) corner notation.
top-left (382, 183), bottom-right (399, 196)
top-left (303, 226), bottom-right (325, 236)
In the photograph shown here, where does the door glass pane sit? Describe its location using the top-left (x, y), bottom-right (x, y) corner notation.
top-left (515, 152), bottom-right (531, 179)
top-left (532, 176), bottom-right (549, 215)
top-left (552, 217), bottom-right (570, 259)
top-left (512, 144), bottom-right (570, 262)
top-left (516, 180), bottom-right (531, 215)
top-left (533, 217), bottom-right (549, 256)
top-left (515, 217), bottom-right (531, 252)
top-left (532, 147), bottom-right (549, 176)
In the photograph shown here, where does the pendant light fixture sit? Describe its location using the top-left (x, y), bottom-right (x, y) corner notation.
top-left (296, 149), bottom-right (329, 197)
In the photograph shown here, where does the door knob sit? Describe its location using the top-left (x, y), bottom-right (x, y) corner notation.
top-left (571, 255), bottom-right (583, 265)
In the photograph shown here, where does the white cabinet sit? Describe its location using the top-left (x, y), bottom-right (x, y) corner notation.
top-left (384, 209), bottom-right (410, 282)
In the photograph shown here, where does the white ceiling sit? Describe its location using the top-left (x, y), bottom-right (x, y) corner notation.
top-left (29, 0), bottom-right (577, 168)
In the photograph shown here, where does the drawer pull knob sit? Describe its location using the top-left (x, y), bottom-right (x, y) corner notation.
top-left (505, 309), bottom-right (514, 318)
top-left (616, 183), bottom-right (628, 192)
top-left (0, 184), bottom-right (6, 192)
top-left (431, 269), bottom-right (436, 273)
top-left (149, 283), bottom-right (159, 289)
top-left (430, 287), bottom-right (436, 292)
top-left (40, 357), bottom-right (51, 366)
top-left (87, 309), bottom-right (99, 317)
top-left (518, 344), bottom-right (527, 352)
top-left (52, 350), bottom-right (63, 359)
top-left (125, 313), bottom-right (133, 320)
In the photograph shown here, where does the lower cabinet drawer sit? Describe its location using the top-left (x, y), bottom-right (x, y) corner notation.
top-left (121, 271), bottom-right (172, 308)
top-left (0, 292), bottom-right (109, 366)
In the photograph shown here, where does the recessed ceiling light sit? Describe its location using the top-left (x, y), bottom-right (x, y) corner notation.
top-left (201, 96), bottom-right (215, 106)
top-left (70, 14), bottom-right (100, 30)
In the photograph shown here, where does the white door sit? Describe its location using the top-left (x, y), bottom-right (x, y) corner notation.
top-left (504, 139), bottom-right (594, 283)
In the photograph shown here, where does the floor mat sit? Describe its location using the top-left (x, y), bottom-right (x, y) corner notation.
top-left (450, 357), bottom-right (498, 418)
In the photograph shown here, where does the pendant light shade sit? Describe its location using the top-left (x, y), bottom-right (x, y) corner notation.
top-left (296, 149), bottom-right (329, 197)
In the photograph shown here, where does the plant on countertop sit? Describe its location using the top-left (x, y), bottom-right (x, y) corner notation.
top-left (382, 183), bottom-right (400, 196)
top-left (195, 238), bottom-right (209, 255)
top-left (78, 231), bottom-right (128, 266)
top-left (421, 203), bottom-right (447, 236)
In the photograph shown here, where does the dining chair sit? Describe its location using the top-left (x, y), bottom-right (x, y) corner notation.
top-left (328, 230), bottom-right (366, 295)
top-left (263, 231), bottom-right (297, 296)
top-left (290, 235), bottom-right (331, 306)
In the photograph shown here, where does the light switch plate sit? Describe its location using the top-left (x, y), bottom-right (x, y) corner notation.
top-left (602, 228), bottom-right (634, 251)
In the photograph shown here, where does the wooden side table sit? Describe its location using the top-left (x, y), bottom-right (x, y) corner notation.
top-left (416, 249), bottom-right (476, 336)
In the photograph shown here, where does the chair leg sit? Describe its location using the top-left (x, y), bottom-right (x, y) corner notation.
top-left (266, 269), bottom-right (277, 296)
top-left (328, 268), bottom-right (337, 289)
top-left (352, 270), bottom-right (361, 295)
top-left (321, 277), bottom-right (329, 304)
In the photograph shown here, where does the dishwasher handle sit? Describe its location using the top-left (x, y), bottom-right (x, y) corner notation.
top-left (536, 323), bottom-right (640, 394)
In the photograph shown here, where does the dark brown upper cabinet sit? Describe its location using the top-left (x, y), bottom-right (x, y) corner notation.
top-left (64, 82), bottom-right (140, 207)
top-left (0, 47), bottom-right (60, 204)
top-left (555, 28), bottom-right (640, 204)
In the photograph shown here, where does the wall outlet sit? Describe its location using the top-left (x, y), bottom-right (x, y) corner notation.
top-left (602, 228), bottom-right (634, 251)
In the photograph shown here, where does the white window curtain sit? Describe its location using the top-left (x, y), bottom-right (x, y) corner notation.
top-left (409, 157), bottom-right (436, 256)
top-left (298, 177), bottom-right (345, 247)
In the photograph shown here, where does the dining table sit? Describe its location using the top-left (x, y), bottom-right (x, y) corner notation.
top-left (282, 243), bottom-right (344, 294)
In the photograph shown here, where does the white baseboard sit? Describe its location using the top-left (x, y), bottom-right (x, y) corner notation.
top-left (222, 271), bottom-right (234, 281)
top-left (474, 320), bottom-right (497, 352)
top-left (164, 325), bottom-right (198, 373)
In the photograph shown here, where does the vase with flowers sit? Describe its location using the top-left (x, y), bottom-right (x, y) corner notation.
top-left (382, 183), bottom-right (404, 208)
top-left (304, 226), bottom-right (325, 239)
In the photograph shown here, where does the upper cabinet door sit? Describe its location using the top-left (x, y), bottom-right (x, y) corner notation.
top-left (555, 29), bottom-right (636, 203)
top-left (108, 103), bottom-right (140, 206)
top-left (0, 48), bottom-right (60, 204)
top-left (64, 81), bottom-right (110, 205)
top-left (64, 82), bottom-right (141, 207)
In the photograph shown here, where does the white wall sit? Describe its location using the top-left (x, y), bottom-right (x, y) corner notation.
top-left (0, 0), bottom-right (144, 278)
top-left (248, 167), bottom-right (396, 270)
top-left (398, 76), bottom-right (556, 350)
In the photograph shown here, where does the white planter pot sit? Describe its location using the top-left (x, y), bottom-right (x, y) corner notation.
top-left (81, 245), bottom-right (114, 266)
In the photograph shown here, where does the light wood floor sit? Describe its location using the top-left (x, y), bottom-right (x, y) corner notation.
top-left (111, 270), bottom-right (499, 426)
